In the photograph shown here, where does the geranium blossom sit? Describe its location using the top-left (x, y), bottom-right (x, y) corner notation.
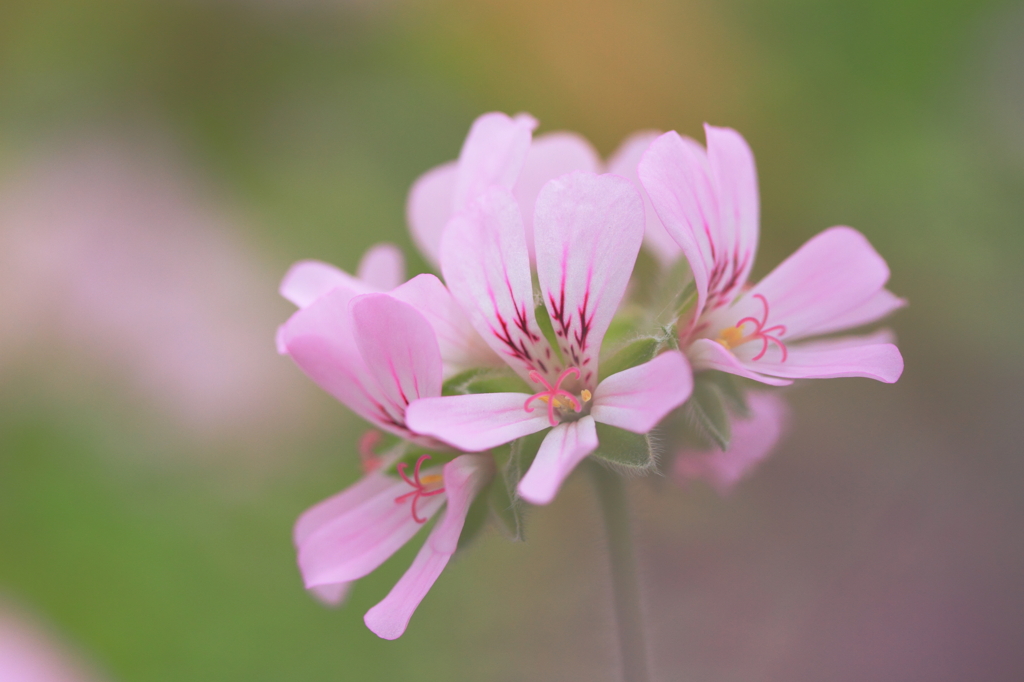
top-left (638, 124), bottom-right (905, 386)
top-left (406, 171), bottom-right (693, 505)
top-left (280, 290), bottom-right (495, 637)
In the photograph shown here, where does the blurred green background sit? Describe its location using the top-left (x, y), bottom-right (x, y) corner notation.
top-left (1, 0), bottom-right (1023, 680)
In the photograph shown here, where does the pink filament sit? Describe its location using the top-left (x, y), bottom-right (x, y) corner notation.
top-left (394, 454), bottom-right (445, 524)
top-left (523, 367), bottom-right (583, 427)
top-left (734, 294), bottom-right (788, 362)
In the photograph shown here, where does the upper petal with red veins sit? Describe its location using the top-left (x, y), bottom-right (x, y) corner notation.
top-left (279, 259), bottom-right (373, 309)
top-left (356, 243), bottom-right (405, 291)
top-left (441, 187), bottom-right (553, 381)
top-left (351, 294), bottom-right (443, 421)
top-left (405, 393), bottom-right (550, 452)
top-left (363, 454), bottom-right (495, 640)
top-left (638, 131), bottom-right (718, 318)
top-left (517, 417), bottom-right (598, 505)
top-left (278, 287), bottom-right (403, 433)
top-left (590, 350), bottom-right (693, 433)
top-left (513, 131), bottom-right (601, 262)
top-left (407, 161), bottom-right (457, 268)
top-left (744, 331), bottom-right (904, 383)
top-left (534, 172), bottom-right (645, 387)
top-left (389, 274), bottom-right (502, 378)
top-left (607, 130), bottom-right (682, 267)
top-left (704, 124), bottom-right (759, 300)
top-left (726, 227), bottom-right (892, 342)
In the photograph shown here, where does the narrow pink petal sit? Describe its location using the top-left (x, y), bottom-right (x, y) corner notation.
top-left (406, 393), bottom-right (549, 452)
top-left (674, 392), bottom-right (788, 495)
top-left (513, 131), bottom-right (601, 261)
top-left (687, 338), bottom-right (793, 387)
top-left (607, 130), bottom-right (682, 267)
top-left (356, 243), bottom-right (405, 291)
top-left (805, 288), bottom-right (906, 337)
top-left (452, 112), bottom-right (538, 210)
top-left (704, 124), bottom-right (759, 295)
top-left (534, 172), bottom-right (645, 387)
top-left (730, 227), bottom-right (892, 341)
top-left (363, 454), bottom-right (495, 640)
top-left (518, 417), bottom-right (598, 505)
top-left (297, 475), bottom-right (445, 587)
top-left (747, 332), bottom-right (904, 383)
top-left (279, 259), bottom-right (371, 309)
top-left (591, 350), bottom-right (693, 433)
top-left (389, 273), bottom-right (502, 378)
top-left (309, 582), bottom-right (353, 607)
top-left (279, 287), bottom-right (406, 433)
top-left (351, 294), bottom-right (443, 420)
top-left (294, 472), bottom-right (396, 546)
top-left (407, 161), bottom-right (457, 268)
top-left (638, 131), bottom-right (718, 317)
top-left (440, 187), bottom-right (554, 381)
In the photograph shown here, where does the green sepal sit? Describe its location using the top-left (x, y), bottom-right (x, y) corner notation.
top-left (680, 374), bottom-right (732, 450)
top-left (699, 370), bottom-right (751, 418)
top-left (488, 431), bottom-right (545, 540)
top-left (628, 248), bottom-right (661, 308)
top-left (442, 367), bottom-right (528, 396)
top-left (456, 487), bottom-right (491, 553)
top-left (590, 422), bottom-right (656, 472)
top-left (599, 336), bottom-right (660, 382)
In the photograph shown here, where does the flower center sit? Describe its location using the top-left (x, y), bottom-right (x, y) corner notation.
top-left (524, 367), bottom-right (591, 427)
top-left (394, 454), bottom-right (445, 524)
top-left (715, 293), bottom-right (788, 362)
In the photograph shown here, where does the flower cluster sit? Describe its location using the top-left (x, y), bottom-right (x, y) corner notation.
top-left (276, 112), bottom-right (904, 639)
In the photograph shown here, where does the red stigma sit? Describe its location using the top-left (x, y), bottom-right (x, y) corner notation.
top-left (734, 294), bottom-right (788, 362)
top-left (524, 367), bottom-right (583, 427)
top-left (394, 454), bottom-right (445, 524)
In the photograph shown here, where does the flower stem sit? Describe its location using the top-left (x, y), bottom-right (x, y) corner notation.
top-left (587, 461), bottom-right (651, 682)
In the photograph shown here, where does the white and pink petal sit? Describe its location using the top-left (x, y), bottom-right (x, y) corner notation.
top-left (517, 417), bottom-right (599, 505)
top-left (590, 351), bottom-right (693, 433)
top-left (406, 393), bottom-right (550, 452)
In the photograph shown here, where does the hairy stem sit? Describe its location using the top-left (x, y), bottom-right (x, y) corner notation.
top-left (588, 461), bottom-right (651, 682)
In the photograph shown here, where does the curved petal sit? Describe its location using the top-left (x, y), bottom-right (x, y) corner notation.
top-left (705, 124), bottom-right (759, 296)
top-left (407, 161), bottom-right (457, 268)
top-left (607, 130), bottom-right (682, 267)
top-left (673, 392), bottom-right (788, 495)
top-left (687, 338), bottom-right (793, 387)
top-left (309, 582), bottom-right (353, 607)
top-left (296, 474), bottom-right (445, 588)
top-left (743, 332), bottom-right (904, 383)
top-left (534, 172), bottom-right (645, 387)
top-left (452, 112), bottom-right (538, 210)
top-left (728, 227), bottom-right (892, 341)
top-left (406, 393), bottom-right (549, 452)
top-left (517, 417), bottom-right (598, 505)
top-left (357, 243), bottom-right (405, 291)
top-left (280, 259), bottom-right (371, 309)
top-left (440, 187), bottom-right (553, 381)
top-left (363, 454), bottom-right (495, 640)
top-left (803, 288), bottom-right (906, 337)
top-left (294, 472), bottom-right (396, 546)
top-left (351, 294), bottom-right (443, 422)
top-left (638, 131), bottom-right (718, 317)
top-left (591, 350), bottom-right (693, 433)
top-left (513, 131), bottom-right (601, 261)
top-left (389, 273), bottom-right (502, 378)
top-left (278, 287), bottom-right (405, 433)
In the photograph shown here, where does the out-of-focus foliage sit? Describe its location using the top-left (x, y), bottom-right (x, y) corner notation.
top-left (1, 0), bottom-right (1023, 680)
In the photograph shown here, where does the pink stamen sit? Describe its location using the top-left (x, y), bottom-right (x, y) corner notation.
top-left (394, 454), bottom-right (445, 524)
top-left (358, 430), bottom-right (384, 473)
top-left (734, 294), bottom-right (788, 362)
top-left (524, 367), bottom-right (582, 427)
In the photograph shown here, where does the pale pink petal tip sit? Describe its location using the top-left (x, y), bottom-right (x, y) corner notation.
top-left (591, 350), bottom-right (693, 433)
top-left (309, 582), bottom-right (353, 607)
top-left (279, 259), bottom-right (367, 308)
top-left (673, 392), bottom-right (788, 495)
top-left (356, 243), bottom-right (405, 291)
top-left (518, 417), bottom-right (599, 505)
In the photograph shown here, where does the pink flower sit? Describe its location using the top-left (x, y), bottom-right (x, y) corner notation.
top-left (0, 609), bottom-right (103, 682)
top-left (295, 452), bottom-right (494, 640)
top-left (406, 171), bottom-right (693, 505)
top-left (672, 392), bottom-right (788, 495)
top-left (281, 291), bottom-right (496, 637)
top-left (638, 125), bottom-right (905, 385)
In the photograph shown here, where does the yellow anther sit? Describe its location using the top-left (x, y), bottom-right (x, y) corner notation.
top-left (580, 389), bottom-right (592, 402)
top-left (419, 474), bottom-right (444, 489)
top-left (717, 326), bottom-right (746, 350)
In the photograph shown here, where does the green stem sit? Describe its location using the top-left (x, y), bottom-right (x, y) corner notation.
top-left (587, 461), bottom-right (651, 682)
